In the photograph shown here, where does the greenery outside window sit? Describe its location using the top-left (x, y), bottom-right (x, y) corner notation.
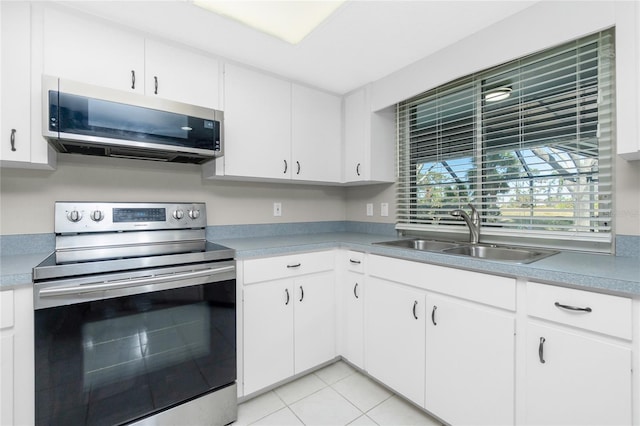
top-left (396, 30), bottom-right (615, 253)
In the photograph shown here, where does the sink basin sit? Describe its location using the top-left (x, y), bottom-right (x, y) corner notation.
top-left (442, 245), bottom-right (557, 264)
top-left (375, 239), bottom-right (460, 252)
top-left (374, 238), bottom-right (558, 264)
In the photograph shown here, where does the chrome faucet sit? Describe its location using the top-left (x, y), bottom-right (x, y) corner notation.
top-left (450, 203), bottom-right (480, 244)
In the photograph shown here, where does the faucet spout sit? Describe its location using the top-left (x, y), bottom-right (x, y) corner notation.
top-left (450, 203), bottom-right (480, 244)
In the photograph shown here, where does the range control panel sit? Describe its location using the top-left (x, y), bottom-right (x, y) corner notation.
top-left (54, 202), bottom-right (207, 234)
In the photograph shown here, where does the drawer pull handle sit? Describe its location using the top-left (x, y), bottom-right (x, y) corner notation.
top-left (412, 300), bottom-right (418, 320)
top-left (10, 129), bottom-right (16, 151)
top-left (539, 337), bottom-right (546, 364)
top-left (283, 159), bottom-right (288, 174)
top-left (349, 259), bottom-right (361, 264)
top-left (554, 302), bottom-right (592, 313)
top-left (431, 305), bottom-right (437, 326)
top-left (296, 161), bottom-right (301, 175)
top-left (285, 288), bottom-right (290, 305)
top-left (154, 76), bottom-right (158, 94)
top-left (287, 263), bottom-right (301, 268)
top-left (131, 70), bottom-right (136, 89)
top-left (353, 283), bottom-right (359, 299)
top-left (299, 286), bottom-right (304, 302)
top-left (356, 163), bottom-right (361, 176)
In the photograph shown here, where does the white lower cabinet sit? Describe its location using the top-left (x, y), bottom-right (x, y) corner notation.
top-left (365, 277), bottom-right (426, 406)
top-left (425, 294), bottom-right (515, 425)
top-left (242, 252), bottom-right (335, 395)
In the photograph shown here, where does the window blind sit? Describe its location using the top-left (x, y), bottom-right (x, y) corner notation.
top-left (396, 30), bottom-right (614, 252)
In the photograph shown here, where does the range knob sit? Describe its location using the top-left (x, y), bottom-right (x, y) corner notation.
top-left (188, 209), bottom-right (200, 220)
top-left (67, 210), bottom-right (82, 222)
top-left (172, 209), bottom-right (184, 220)
top-left (90, 210), bottom-right (104, 222)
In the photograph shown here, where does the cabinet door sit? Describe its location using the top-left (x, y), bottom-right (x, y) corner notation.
top-left (343, 88), bottom-right (367, 182)
top-left (365, 277), bottom-right (425, 406)
top-left (223, 64), bottom-right (291, 180)
top-left (1, 2), bottom-right (31, 164)
top-left (525, 322), bottom-right (632, 425)
top-left (425, 294), bottom-right (515, 425)
top-left (291, 84), bottom-right (341, 183)
top-left (342, 271), bottom-right (364, 368)
top-left (243, 280), bottom-right (294, 395)
top-left (144, 40), bottom-right (220, 109)
top-left (294, 271), bottom-right (335, 373)
top-left (43, 7), bottom-right (145, 93)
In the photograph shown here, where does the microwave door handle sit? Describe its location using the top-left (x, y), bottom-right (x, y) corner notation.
top-left (39, 265), bottom-right (234, 297)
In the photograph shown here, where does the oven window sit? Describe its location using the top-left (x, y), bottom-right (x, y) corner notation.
top-left (35, 280), bottom-right (236, 426)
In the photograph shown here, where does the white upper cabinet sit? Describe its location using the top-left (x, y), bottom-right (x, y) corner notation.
top-left (343, 86), bottom-right (395, 184)
top-left (43, 7), bottom-right (145, 94)
top-left (222, 63), bottom-right (292, 180)
top-left (1, 2), bottom-right (55, 169)
top-left (144, 39), bottom-right (220, 109)
top-left (43, 7), bottom-right (220, 108)
top-left (213, 64), bottom-right (342, 184)
top-left (291, 84), bottom-right (341, 182)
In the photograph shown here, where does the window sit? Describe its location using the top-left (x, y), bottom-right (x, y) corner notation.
top-left (397, 30), bottom-right (614, 253)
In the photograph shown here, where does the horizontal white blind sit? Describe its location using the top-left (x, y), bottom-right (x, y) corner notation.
top-left (397, 30), bottom-right (614, 251)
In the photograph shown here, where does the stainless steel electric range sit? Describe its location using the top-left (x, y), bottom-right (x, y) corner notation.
top-left (32, 202), bottom-right (237, 426)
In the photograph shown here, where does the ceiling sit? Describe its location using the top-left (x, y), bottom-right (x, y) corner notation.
top-left (60, 1), bottom-right (537, 95)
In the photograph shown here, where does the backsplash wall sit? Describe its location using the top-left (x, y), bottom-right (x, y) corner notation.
top-left (0, 154), bottom-right (347, 235)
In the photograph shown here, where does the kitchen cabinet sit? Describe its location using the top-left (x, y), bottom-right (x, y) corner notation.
top-left (338, 251), bottom-right (365, 369)
top-left (425, 294), bottom-right (515, 425)
top-left (0, 287), bottom-right (34, 426)
top-left (42, 6), bottom-right (220, 108)
top-left (0, 2), bottom-right (55, 169)
top-left (523, 281), bottom-right (633, 425)
top-left (242, 251), bottom-right (335, 395)
top-left (211, 64), bottom-right (342, 184)
top-left (365, 276), bottom-right (426, 406)
top-left (343, 86), bottom-right (395, 184)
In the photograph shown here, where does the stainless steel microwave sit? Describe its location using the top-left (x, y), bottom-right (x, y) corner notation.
top-left (42, 76), bottom-right (223, 164)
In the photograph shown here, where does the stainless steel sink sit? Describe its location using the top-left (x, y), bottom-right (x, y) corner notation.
top-left (442, 245), bottom-right (557, 264)
top-left (375, 239), bottom-right (460, 251)
top-left (374, 238), bottom-right (558, 264)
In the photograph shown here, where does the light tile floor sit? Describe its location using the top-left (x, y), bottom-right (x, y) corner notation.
top-left (235, 361), bottom-right (443, 426)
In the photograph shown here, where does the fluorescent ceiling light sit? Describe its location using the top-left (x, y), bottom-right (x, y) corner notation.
top-left (192, 0), bottom-right (345, 44)
top-left (485, 87), bottom-right (512, 102)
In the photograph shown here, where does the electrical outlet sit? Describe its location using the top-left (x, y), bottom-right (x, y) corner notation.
top-left (381, 203), bottom-right (389, 217)
top-left (366, 203), bottom-right (373, 216)
top-left (273, 202), bottom-right (282, 217)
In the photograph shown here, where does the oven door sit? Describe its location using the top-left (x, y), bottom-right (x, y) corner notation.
top-left (34, 261), bottom-right (236, 426)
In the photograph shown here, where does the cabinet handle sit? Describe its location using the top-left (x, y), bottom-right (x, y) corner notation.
top-left (296, 161), bottom-right (301, 175)
top-left (131, 70), bottom-right (136, 89)
top-left (287, 263), bottom-right (301, 269)
top-left (285, 288), bottom-right (290, 305)
top-left (10, 129), bottom-right (16, 152)
top-left (154, 76), bottom-right (158, 94)
top-left (431, 305), bottom-right (437, 326)
top-left (349, 259), bottom-right (361, 265)
top-left (283, 159), bottom-right (288, 174)
top-left (356, 163), bottom-right (361, 176)
top-left (538, 337), bottom-right (546, 364)
top-left (299, 286), bottom-right (304, 302)
top-left (412, 300), bottom-right (418, 320)
top-left (353, 283), bottom-right (359, 299)
top-left (554, 302), bottom-right (592, 313)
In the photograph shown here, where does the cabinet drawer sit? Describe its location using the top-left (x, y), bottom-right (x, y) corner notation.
top-left (526, 281), bottom-right (632, 340)
top-left (345, 251), bottom-right (364, 273)
top-left (0, 290), bottom-right (14, 329)
top-left (243, 251), bottom-right (334, 284)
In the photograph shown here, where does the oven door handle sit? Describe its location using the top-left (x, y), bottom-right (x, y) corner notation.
top-left (39, 265), bottom-right (235, 297)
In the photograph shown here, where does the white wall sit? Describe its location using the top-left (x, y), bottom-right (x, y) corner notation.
top-left (0, 154), bottom-right (347, 235)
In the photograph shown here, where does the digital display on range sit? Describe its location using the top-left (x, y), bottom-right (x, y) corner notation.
top-left (113, 208), bottom-right (166, 223)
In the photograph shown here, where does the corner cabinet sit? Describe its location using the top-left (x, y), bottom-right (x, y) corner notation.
top-left (338, 251), bottom-right (365, 369)
top-left (206, 63), bottom-right (342, 184)
top-left (0, 2), bottom-right (55, 169)
top-left (523, 281), bottom-right (633, 425)
top-left (241, 251), bottom-right (336, 396)
top-left (343, 86), bottom-right (395, 184)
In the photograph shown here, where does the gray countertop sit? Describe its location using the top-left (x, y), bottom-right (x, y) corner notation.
top-left (2, 232), bottom-right (639, 297)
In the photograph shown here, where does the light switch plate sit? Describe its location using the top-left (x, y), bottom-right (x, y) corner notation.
top-left (381, 203), bottom-right (389, 217)
top-left (366, 203), bottom-right (373, 216)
